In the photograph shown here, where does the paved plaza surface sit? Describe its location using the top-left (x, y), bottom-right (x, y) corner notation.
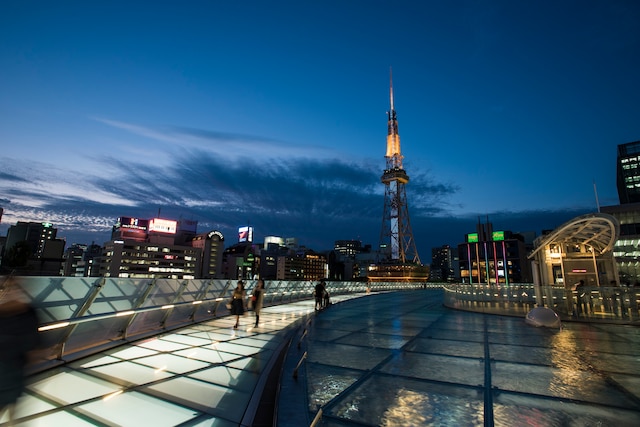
top-left (279, 290), bottom-right (640, 426)
top-left (3, 290), bottom-right (640, 426)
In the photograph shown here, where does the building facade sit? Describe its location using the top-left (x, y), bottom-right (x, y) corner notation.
top-left (98, 216), bottom-right (201, 279)
top-left (2, 221), bottom-right (65, 275)
top-left (62, 243), bottom-right (102, 277)
top-left (277, 251), bottom-right (328, 281)
top-left (431, 245), bottom-right (455, 282)
top-left (458, 222), bottom-right (531, 284)
top-left (616, 140), bottom-right (640, 204)
top-left (601, 203), bottom-right (640, 284)
top-left (528, 213), bottom-right (618, 287)
top-left (191, 230), bottom-right (224, 279)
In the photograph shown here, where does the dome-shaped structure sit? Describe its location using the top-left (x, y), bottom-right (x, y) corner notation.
top-left (528, 213), bottom-right (620, 287)
top-left (528, 213), bottom-right (619, 259)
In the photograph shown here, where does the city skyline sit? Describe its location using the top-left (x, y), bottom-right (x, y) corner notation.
top-left (2, 1), bottom-right (640, 262)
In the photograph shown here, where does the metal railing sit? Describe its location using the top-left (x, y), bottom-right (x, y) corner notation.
top-left (443, 283), bottom-right (640, 323)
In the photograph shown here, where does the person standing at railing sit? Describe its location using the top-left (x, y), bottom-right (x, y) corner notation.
top-left (314, 281), bottom-right (325, 311)
top-left (566, 282), bottom-right (577, 318)
top-left (253, 279), bottom-right (265, 327)
top-left (576, 280), bottom-right (589, 317)
top-left (323, 282), bottom-right (331, 308)
top-left (230, 280), bottom-right (247, 329)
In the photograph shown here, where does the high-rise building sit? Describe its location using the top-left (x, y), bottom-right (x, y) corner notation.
top-left (62, 243), bottom-right (102, 277)
top-left (616, 140), bottom-right (640, 204)
top-left (260, 241), bottom-right (289, 280)
top-left (191, 230), bottom-right (224, 278)
top-left (63, 243), bottom-right (87, 276)
top-left (277, 250), bottom-right (328, 281)
top-left (334, 240), bottom-right (363, 259)
top-left (602, 140), bottom-right (640, 284)
top-left (99, 240), bottom-right (199, 279)
top-left (601, 203), bottom-right (640, 284)
top-left (431, 245), bottom-right (454, 282)
top-left (2, 221), bottom-right (65, 275)
top-left (369, 71), bottom-right (428, 282)
top-left (99, 216), bottom-right (201, 279)
top-left (221, 242), bottom-right (259, 280)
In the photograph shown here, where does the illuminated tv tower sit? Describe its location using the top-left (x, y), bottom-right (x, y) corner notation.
top-left (379, 70), bottom-right (421, 265)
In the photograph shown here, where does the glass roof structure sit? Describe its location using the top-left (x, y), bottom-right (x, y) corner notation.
top-left (528, 213), bottom-right (620, 258)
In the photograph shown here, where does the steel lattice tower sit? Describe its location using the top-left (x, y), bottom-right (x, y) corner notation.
top-left (379, 71), bottom-right (421, 265)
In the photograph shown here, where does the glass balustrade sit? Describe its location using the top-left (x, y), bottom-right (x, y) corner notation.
top-left (0, 276), bottom-right (427, 373)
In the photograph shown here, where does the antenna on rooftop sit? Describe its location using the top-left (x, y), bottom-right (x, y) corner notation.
top-left (593, 180), bottom-right (600, 212)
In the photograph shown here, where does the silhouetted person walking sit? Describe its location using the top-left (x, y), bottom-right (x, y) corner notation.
top-left (230, 280), bottom-right (246, 329)
top-left (0, 279), bottom-right (40, 425)
top-left (314, 281), bottom-right (325, 310)
top-left (253, 279), bottom-right (265, 327)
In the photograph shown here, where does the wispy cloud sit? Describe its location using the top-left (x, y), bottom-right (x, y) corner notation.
top-left (93, 117), bottom-right (335, 161)
top-left (1, 140), bottom-right (589, 254)
top-left (0, 148), bottom-right (461, 251)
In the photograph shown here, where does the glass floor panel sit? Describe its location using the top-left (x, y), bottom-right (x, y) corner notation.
top-left (9, 291), bottom-right (640, 426)
top-left (10, 295), bottom-right (359, 426)
top-left (276, 290), bottom-right (640, 426)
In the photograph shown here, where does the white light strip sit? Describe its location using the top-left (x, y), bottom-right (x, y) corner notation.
top-left (116, 310), bottom-right (135, 316)
top-left (103, 390), bottom-right (124, 401)
top-left (161, 304), bottom-right (174, 309)
top-left (38, 322), bottom-right (70, 332)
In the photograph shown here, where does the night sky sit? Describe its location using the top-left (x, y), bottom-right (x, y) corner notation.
top-left (1, 1), bottom-right (639, 263)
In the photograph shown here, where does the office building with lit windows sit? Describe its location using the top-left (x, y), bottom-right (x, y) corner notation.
top-left (62, 243), bottom-right (102, 277)
top-left (191, 230), bottom-right (224, 279)
top-left (617, 140), bottom-right (640, 204)
top-left (334, 240), bottom-right (363, 258)
top-left (431, 245), bottom-right (454, 282)
top-left (2, 221), bottom-right (65, 275)
top-left (277, 250), bottom-right (328, 281)
top-left (98, 216), bottom-right (200, 279)
top-left (596, 140), bottom-right (640, 284)
top-left (601, 203), bottom-right (640, 284)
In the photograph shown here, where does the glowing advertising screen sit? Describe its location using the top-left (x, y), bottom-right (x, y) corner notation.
top-left (238, 226), bottom-right (253, 243)
top-left (117, 217), bottom-right (148, 230)
top-left (149, 218), bottom-right (177, 234)
top-left (207, 230), bottom-right (224, 240)
top-left (492, 231), bottom-right (505, 241)
top-left (467, 233), bottom-right (479, 243)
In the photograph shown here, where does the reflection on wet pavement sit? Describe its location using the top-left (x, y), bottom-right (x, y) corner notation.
top-left (279, 290), bottom-right (640, 426)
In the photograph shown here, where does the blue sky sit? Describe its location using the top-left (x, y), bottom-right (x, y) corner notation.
top-left (1, 1), bottom-right (639, 263)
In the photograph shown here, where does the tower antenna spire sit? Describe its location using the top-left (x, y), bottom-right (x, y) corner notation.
top-left (371, 69), bottom-right (428, 282)
top-left (389, 67), bottom-right (394, 112)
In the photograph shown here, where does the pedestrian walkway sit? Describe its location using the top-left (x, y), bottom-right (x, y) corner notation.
top-left (1, 295), bottom-right (361, 427)
top-left (278, 290), bottom-right (640, 426)
top-left (3, 290), bottom-right (640, 426)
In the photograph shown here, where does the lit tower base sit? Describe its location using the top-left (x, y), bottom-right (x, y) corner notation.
top-left (368, 71), bottom-right (429, 283)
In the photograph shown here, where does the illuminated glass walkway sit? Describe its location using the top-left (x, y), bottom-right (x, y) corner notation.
top-left (278, 290), bottom-right (640, 426)
top-left (3, 290), bottom-right (640, 426)
top-left (1, 295), bottom-right (353, 427)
